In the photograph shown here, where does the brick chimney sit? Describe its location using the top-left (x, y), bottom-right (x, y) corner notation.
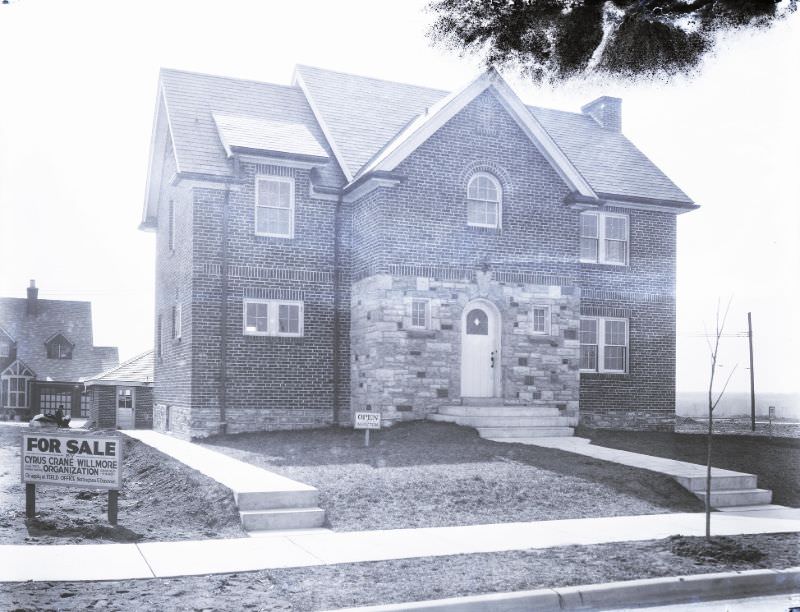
top-left (581, 96), bottom-right (622, 132)
top-left (26, 280), bottom-right (38, 315)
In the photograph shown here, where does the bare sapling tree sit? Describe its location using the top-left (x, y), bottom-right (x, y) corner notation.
top-left (704, 297), bottom-right (737, 539)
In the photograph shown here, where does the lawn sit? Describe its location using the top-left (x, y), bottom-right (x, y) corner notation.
top-left (3, 533), bottom-right (798, 611)
top-left (579, 427), bottom-right (800, 507)
top-left (0, 423), bottom-right (245, 544)
top-left (202, 421), bottom-right (703, 531)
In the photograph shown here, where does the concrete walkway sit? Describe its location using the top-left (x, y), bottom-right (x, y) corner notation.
top-left (507, 437), bottom-right (772, 508)
top-left (123, 430), bottom-right (326, 531)
top-left (3, 508), bottom-right (800, 582)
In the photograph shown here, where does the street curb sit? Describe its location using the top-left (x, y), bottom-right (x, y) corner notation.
top-left (323, 566), bottom-right (800, 611)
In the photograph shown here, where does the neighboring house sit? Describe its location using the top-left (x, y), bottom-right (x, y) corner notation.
top-left (0, 281), bottom-right (119, 420)
top-left (84, 351), bottom-right (154, 429)
top-left (141, 65), bottom-right (697, 440)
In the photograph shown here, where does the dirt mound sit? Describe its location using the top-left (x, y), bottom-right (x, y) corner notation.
top-left (669, 535), bottom-right (766, 564)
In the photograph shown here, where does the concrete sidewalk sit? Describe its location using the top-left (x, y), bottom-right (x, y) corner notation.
top-left (3, 508), bottom-right (800, 582)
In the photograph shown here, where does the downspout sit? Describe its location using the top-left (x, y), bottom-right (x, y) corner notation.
top-left (331, 190), bottom-right (344, 426)
top-left (218, 162), bottom-right (235, 436)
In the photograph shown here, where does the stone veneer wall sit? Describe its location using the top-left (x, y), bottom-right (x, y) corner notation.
top-left (351, 270), bottom-right (580, 425)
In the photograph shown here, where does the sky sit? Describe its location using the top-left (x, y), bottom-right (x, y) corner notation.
top-left (0, 0), bottom-right (797, 394)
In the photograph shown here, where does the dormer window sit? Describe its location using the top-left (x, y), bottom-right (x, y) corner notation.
top-left (466, 173), bottom-right (502, 229)
top-left (0, 340), bottom-right (10, 358)
top-left (46, 334), bottom-right (74, 360)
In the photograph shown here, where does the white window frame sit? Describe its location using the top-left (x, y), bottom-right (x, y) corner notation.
top-left (466, 172), bottom-right (502, 229)
top-left (580, 211), bottom-right (629, 266)
top-left (1, 362), bottom-right (34, 409)
top-left (0, 340), bottom-right (10, 358)
top-left (243, 298), bottom-right (304, 337)
top-left (171, 302), bottom-right (182, 340)
top-left (410, 299), bottom-right (430, 329)
top-left (530, 306), bottom-right (550, 335)
top-left (579, 316), bottom-right (629, 374)
top-left (255, 175), bottom-right (295, 238)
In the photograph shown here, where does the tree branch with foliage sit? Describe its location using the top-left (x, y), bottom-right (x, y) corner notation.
top-left (427, 0), bottom-right (796, 82)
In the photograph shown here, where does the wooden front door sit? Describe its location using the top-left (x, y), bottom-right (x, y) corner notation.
top-left (460, 302), bottom-right (500, 398)
top-left (116, 387), bottom-right (135, 429)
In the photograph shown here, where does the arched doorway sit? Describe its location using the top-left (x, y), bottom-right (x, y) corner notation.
top-left (460, 299), bottom-right (501, 398)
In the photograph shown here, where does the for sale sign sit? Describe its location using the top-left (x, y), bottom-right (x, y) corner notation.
top-left (354, 412), bottom-right (381, 430)
top-left (21, 433), bottom-right (122, 489)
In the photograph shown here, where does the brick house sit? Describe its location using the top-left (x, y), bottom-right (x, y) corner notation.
top-left (0, 281), bottom-right (119, 420)
top-left (84, 351), bottom-right (154, 429)
top-left (141, 65), bottom-right (697, 440)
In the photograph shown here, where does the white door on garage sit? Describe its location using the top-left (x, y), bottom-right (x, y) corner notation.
top-left (116, 387), bottom-right (135, 429)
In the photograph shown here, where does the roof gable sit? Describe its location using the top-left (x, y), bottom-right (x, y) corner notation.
top-left (0, 297), bottom-right (119, 382)
top-left (355, 68), bottom-right (596, 198)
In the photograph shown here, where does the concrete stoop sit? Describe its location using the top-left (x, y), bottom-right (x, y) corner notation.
top-left (234, 488), bottom-right (326, 532)
top-left (428, 404), bottom-right (575, 439)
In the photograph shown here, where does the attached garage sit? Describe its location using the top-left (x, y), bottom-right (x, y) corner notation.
top-left (84, 351), bottom-right (153, 429)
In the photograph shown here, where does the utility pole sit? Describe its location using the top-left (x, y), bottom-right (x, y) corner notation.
top-left (748, 312), bottom-right (755, 432)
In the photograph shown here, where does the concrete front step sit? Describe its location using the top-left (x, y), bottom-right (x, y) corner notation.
top-left (438, 406), bottom-right (561, 417)
top-left (239, 507), bottom-right (326, 531)
top-left (235, 489), bottom-right (320, 511)
top-left (430, 413), bottom-right (574, 428)
top-left (477, 426), bottom-right (574, 438)
top-left (676, 474), bottom-right (759, 493)
top-left (461, 397), bottom-right (505, 406)
top-left (694, 488), bottom-right (773, 508)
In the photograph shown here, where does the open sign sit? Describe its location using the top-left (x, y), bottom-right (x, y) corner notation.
top-left (354, 412), bottom-right (381, 430)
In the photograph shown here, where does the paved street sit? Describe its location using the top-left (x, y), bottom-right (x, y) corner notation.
top-left (616, 592), bottom-right (800, 611)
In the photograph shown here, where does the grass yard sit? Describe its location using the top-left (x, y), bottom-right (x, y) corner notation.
top-left (202, 421), bottom-right (703, 531)
top-left (580, 427), bottom-right (800, 507)
top-left (3, 533), bottom-right (798, 611)
top-left (0, 424), bottom-right (245, 544)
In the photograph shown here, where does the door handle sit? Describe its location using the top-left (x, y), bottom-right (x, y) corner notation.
top-left (490, 350), bottom-right (496, 368)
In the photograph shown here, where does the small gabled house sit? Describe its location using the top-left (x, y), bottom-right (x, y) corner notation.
top-left (141, 65), bottom-right (697, 440)
top-left (0, 281), bottom-right (119, 420)
top-left (84, 351), bottom-right (154, 429)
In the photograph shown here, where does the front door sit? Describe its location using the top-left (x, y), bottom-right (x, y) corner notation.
top-left (116, 387), bottom-right (135, 429)
top-left (460, 303), bottom-right (499, 397)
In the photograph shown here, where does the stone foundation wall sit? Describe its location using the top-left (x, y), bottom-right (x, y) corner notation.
top-left (580, 408), bottom-right (675, 431)
top-left (350, 271), bottom-right (581, 425)
top-left (223, 407), bottom-right (333, 434)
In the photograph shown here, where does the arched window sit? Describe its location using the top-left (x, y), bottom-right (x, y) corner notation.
top-left (466, 173), bottom-right (502, 228)
top-left (1, 360), bottom-right (35, 410)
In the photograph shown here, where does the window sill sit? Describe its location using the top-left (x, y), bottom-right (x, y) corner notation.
top-left (255, 232), bottom-right (294, 240)
top-left (579, 260), bottom-right (629, 269)
top-left (580, 370), bottom-right (628, 376)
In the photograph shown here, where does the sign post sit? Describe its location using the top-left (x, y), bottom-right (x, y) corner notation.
top-left (21, 433), bottom-right (123, 524)
top-left (353, 411), bottom-right (381, 447)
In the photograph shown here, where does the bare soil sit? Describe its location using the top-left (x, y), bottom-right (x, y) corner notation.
top-left (0, 423), bottom-right (245, 544)
top-left (579, 426), bottom-right (800, 507)
top-left (201, 421), bottom-right (704, 531)
top-left (2, 533), bottom-right (797, 611)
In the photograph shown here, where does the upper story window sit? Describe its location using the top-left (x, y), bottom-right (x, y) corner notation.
top-left (466, 173), bottom-right (501, 228)
top-left (580, 211), bottom-right (628, 265)
top-left (580, 316), bottom-right (628, 374)
top-left (410, 299), bottom-right (429, 329)
top-left (45, 334), bottom-right (73, 359)
top-left (0, 340), bottom-right (10, 358)
top-left (243, 299), bottom-right (304, 337)
top-left (255, 176), bottom-right (295, 238)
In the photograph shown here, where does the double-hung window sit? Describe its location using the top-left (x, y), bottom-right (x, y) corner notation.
top-left (255, 176), bottom-right (294, 238)
top-left (531, 306), bottom-right (550, 335)
top-left (580, 211), bottom-right (628, 265)
top-left (580, 317), bottom-right (628, 373)
top-left (243, 299), bottom-right (304, 337)
top-left (410, 299), bottom-right (429, 329)
top-left (466, 173), bottom-right (501, 228)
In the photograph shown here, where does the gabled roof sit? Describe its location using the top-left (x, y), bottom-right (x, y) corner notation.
top-left (143, 68), bottom-right (347, 225)
top-left (85, 350), bottom-right (154, 387)
top-left (143, 64), bottom-right (694, 218)
top-left (0, 297), bottom-right (119, 382)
